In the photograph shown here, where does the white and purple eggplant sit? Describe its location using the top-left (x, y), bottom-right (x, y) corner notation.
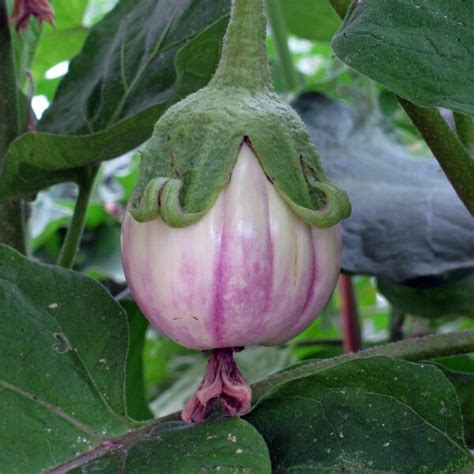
top-left (121, 0), bottom-right (350, 423)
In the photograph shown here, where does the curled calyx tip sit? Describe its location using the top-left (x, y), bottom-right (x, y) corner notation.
top-left (181, 348), bottom-right (252, 423)
top-left (279, 180), bottom-right (351, 229)
top-left (129, 177), bottom-right (206, 228)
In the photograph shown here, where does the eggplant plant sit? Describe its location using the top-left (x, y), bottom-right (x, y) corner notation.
top-left (0, 0), bottom-right (473, 472)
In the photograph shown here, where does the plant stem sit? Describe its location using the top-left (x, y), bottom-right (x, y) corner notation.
top-left (339, 274), bottom-right (362, 352)
top-left (0, 0), bottom-right (26, 253)
top-left (399, 99), bottom-right (474, 214)
top-left (252, 329), bottom-right (474, 399)
top-left (329, 0), bottom-right (352, 18)
top-left (454, 112), bottom-right (474, 157)
top-left (266, 0), bottom-right (300, 92)
top-left (57, 165), bottom-right (98, 269)
top-left (211, 0), bottom-right (271, 91)
top-left (328, 0), bottom-right (474, 215)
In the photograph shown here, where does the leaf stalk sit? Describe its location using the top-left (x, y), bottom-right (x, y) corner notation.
top-left (252, 329), bottom-right (474, 399)
top-left (57, 165), bottom-right (98, 269)
top-left (211, 0), bottom-right (271, 90)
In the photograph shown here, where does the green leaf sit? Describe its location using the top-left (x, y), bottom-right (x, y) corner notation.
top-left (71, 417), bottom-right (271, 473)
top-left (0, 245), bottom-right (271, 472)
top-left (282, 0), bottom-right (340, 42)
top-left (332, 0), bottom-right (474, 115)
top-left (121, 299), bottom-right (153, 422)
top-left (0, 0), bottom-right (230, 200)
top-left (40, 0), bottom-right (229, 134)
top-left (246, 357), bottom-right (472, 473)
top-left (433, 355), bottom-right (474, 448)
top-left (293, 93), bottom-right (474, 282)
top-left (378, 272), bottom-right (474, 319)
top-left (0, 244), bottom-right (132, 472)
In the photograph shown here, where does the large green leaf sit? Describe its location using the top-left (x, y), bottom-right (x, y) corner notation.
top-left (70, 417), bottom-right (271, 473)
top-left (434, 355), bottom-right (474, 448)
top-left (0, 245), bottom-right (271, 472)
top-left (332, 0), bottom-right (474, 115)
top-left (0, 244), bottom-right (131, 472)
top-left (246, 357), bottom-right (472, 472)
top-left (40, 0), bottom-right (229, 135)
top-left (281, 0), bottom-right (340, 42)
top-left (292, 93), bottom-right (474, 282)
top-left (378, 272), bottom-right (474, 319)
top-left (122, 299), bottom-right (152, 422)
top-left (0, 0), bottom-right (230, 200)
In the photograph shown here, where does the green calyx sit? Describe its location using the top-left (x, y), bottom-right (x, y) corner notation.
top-left (129, 0), bottom-right (351, 228)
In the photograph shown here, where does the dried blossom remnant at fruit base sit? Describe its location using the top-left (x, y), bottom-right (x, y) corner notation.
top-left (10, 0), bottom-right (55, 32)
top-left (182, 348), bottom-right (251, 423)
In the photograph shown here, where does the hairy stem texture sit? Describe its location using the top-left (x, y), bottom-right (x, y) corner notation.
top-left (211, 0), bottom-right (271, 90)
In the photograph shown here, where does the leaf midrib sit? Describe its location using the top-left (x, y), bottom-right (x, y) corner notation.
top-left (0, 274), bottom-right (131, 429)
top-left (0, 379), bottom-right (102, 441)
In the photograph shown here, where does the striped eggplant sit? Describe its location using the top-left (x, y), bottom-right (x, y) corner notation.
top-left (121, 0), bottom-right (350, 422)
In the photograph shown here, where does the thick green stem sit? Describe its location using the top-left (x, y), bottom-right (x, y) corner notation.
top-left (57, 166), bottom-right (98, 269)
top-left (0, 0), bottom-right (26, 253)
top-left (454, 112), bottom-right (474, 157)
top-left (266, 0), bottom-right (300, 92)
top-left (252, 329), bottom-right (474, 399)
top-left (211, 0), bottom-right (271, 91)
top-left (329, 0), bottom-right (352, 18)
top-left (399, 99), bottom-right (474, 214)
top-left (329, 0), bottom-right (474, 215)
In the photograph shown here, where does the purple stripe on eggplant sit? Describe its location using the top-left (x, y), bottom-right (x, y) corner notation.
top-left (121, 144), bottom-right (341, 351)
